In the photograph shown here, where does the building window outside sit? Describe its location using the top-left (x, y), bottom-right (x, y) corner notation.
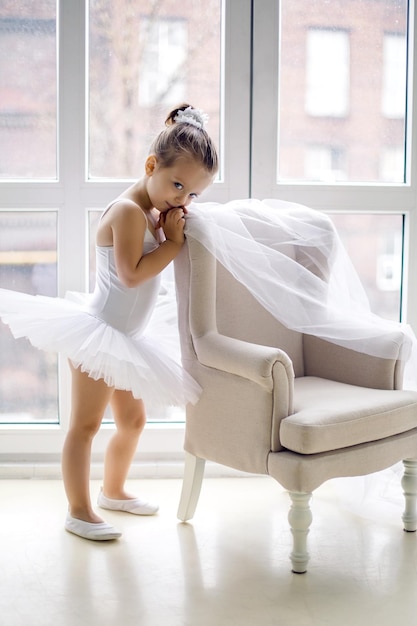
top-left (380, 146), bottom-right (404, 183)
top-left (305, 29), bottom-right (350, 118)
top-left (278, 0), bottom-right (408, 183)
top-left (88, 0), bottom-right (221, 180)
top-left (382, 33), bottom-right (407, 119)
top-left (304, 144), bottom-right (346, 182)
top-left (138, 17), bottom-right (187, 107)
top-left (277, 0), bottom-right (409, 323)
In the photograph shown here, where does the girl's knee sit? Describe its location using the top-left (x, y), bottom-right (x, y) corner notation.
top-left (68, 411), bottom-right (103, 439)
top-left (118, 408), bottom-right (146, 434)
top-left (129, 410), bottom-right (147, 433)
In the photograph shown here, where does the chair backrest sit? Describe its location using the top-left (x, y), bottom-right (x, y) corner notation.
top-left (175, 231), bottom-right (405, 391)
top-left (215, 262), bottom-right (305, 377)
top-left (174, 235), bottom-right (306, 377)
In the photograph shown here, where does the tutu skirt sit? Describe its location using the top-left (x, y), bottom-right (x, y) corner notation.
top-left (0, 286), bottom-right (201, 410)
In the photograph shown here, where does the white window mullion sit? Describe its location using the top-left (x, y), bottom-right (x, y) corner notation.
top-left (58, 0), bottom-right (87, 296)
top-left (403, 0), bottom-right (417, 333)
top-left (217, 0), bottom-right (252, 200)
top-left (251, 0), bottom-right (279, 199)
top-left (55, 0), bottom-right (88, 436)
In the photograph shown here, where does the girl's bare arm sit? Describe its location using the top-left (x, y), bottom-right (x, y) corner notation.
top-left (109, 202), bottom-right (185, 288)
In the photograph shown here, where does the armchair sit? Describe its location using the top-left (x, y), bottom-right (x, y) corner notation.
top-left (174, 217), bottom-right (417, 573)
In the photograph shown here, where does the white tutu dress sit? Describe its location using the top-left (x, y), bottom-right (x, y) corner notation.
top-left (0, 226), bottom-right (201, 410)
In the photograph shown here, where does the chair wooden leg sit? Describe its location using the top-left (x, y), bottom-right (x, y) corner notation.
top-left (177, 452), bottom-right (206, 522)
top-left (288, 491), bottom-right (313, 574)
top-left (402, 458), bottom-right (417, 532)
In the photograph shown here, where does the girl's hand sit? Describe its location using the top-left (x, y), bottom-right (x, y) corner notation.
top-left (159, 207), bottom-right (187, 245)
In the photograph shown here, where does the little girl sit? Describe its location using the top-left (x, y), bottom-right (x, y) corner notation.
top-left (0, 104), bottom-right (218, 540)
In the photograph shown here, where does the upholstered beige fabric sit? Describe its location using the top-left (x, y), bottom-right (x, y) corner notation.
top-left (268, 428), bottom-right (417, 493)
top-left (281, 377), bottom-right (417, 454)
top-left (174, 234), bottom-right (417, 483)
top-left (303, 334), bottom-right (404, 390)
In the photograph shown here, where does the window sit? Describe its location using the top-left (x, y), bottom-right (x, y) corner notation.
top-left (252, 0), bottom-right (413, 335)
top-left (0, 212), bottom-right (58, 423)
top-left (0, 0), bottom-right (251, 459)
top-left (88, 0), bottom-right (222, 180)
top-left (276, 0), bottom-right (408, 183)
top-left (0, 0), bottom-right (59, 425)
top-left (1, 0), bottom-right (416, 465)
top-left (0, 6), bottom-right (57, 179)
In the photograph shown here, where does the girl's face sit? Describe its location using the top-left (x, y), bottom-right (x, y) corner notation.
top-left (145, 156), bottom-right (214, 212)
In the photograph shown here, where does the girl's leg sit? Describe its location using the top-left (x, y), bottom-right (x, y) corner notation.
top-left (62, 362), bottom-right (114, 523)
top-left (102, 390), bottom-right (146, 499)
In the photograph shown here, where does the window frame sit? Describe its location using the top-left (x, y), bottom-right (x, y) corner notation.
top-left (2, 0), bottom-right (417, 467)
top-left (0, 0), bottom-right (252, 463)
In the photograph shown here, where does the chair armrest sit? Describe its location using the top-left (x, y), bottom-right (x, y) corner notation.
top-left (193, 330), bottom-right (294, 390)
top-left (303, 334), bottom-right (403, 390)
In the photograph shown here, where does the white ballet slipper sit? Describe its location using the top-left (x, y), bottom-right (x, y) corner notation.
top-left (97, 488), bottom-right (159, 515)
top-left (65, 513), bottom-right (122, 541)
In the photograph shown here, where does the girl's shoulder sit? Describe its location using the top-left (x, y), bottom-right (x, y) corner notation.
top-left (97, 199), bottom-right (147, 247)
top-left (103, 198), bottom-right (148, 226)
top-left (106, 196), bottom-right (144, 214)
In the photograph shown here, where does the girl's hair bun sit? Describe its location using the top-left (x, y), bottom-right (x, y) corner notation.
top-left (149, 103), bottom-right (218, 174)
top-left (166, 104), bottom-right (208, 130)
top-left (165, 103), bottom-right (192, 126)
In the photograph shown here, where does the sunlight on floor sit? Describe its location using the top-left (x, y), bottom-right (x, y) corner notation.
top-left (0, 472), bottom-right (416, 626)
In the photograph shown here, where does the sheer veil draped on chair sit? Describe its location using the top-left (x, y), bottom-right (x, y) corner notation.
top-left (184, 199), bottom-right (417, 390)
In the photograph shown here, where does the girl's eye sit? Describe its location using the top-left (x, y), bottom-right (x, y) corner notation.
top-left (174, 182), bottom-right (183, 190)
top-left (190, 193), bottom-right (198, 199)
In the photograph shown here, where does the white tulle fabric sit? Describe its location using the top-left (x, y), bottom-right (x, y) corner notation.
top-left (0, 232), bottom-right (200, 410)
top-left (184, 199), bottom-right (417, 390)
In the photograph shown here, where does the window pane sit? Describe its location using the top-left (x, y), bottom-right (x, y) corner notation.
top-left (0, 212), bottom-right (58, 423)
top-left (278, 0), bottom-right (408, 183)
top-left (329, 213), bottom-right (403, 321)
top-left (0, 2), bottom-right (57, 179)
top-left (88, 0), bottom-right (222, 179)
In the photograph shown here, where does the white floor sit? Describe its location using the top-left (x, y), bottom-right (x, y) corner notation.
top-left (1, 471), bottom-right (417, 626)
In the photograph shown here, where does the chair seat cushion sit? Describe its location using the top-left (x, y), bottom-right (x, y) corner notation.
top-left (280, 376), bottom-right (417, 454)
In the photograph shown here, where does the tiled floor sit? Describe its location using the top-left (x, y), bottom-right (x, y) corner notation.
top-left (0, 470), bottom-right (416, 626)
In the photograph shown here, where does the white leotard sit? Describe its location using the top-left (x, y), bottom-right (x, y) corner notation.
top-left (88, 230), bottom-right (160, 336)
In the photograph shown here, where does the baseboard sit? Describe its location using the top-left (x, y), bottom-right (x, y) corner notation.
top-left (0, 459), bottom-right (258, 480)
